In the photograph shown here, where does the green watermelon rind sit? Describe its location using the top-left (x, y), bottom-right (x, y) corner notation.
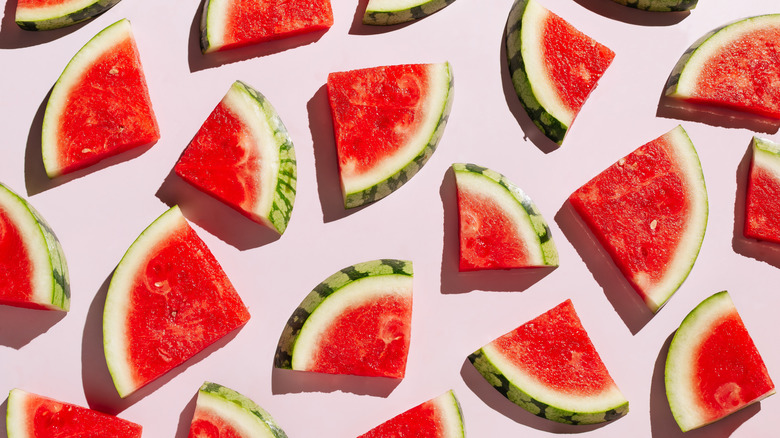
top-left (608, 0), bottom-right (697, 12)
top-left (665, 291), bottom-right (776, 432)
top-left (0, 182), bottom-right (69, 311)
top-left (362, 0), bottom-right (457, 25)
top-left (453, 163), bottom-right (559, 268)
top-left (274, 259), bottom-right (413, 371)
top-left (199, 0), bottom-right (222, 54)
top-left (194, 382), bottom-right (288, 438)
top-left (15, 0), bottom-right (121, 31)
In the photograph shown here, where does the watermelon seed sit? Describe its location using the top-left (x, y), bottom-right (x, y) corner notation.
top-left (650, 220), bottom-right (658, 230)
top-left (109, 67), bottom-right (119, 75)
top-left (618, 158), bottom-right (626, 166)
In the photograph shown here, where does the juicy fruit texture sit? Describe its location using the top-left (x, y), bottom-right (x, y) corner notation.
top-left (103, 206), bottom-right (250, 398)
top-left (174, 81), bottom-right (297, 234)
top-left (42, 19), bottom-right (160, 178)
top-left (666, 14), bottom-right (780, 119)
top-left (15, 0), bottom-right (121, 30)
top-left (363, 0), bottom-right (456, 25)
top-left (275, 259), bottom-right (413, 378)
top-left (0, 183), bottom-right (69, 311)
top-left (568, 125), bottom-right (708, 313)
top-left (506, 0), bottom-right (615, 145)
top-left (469, 300), bottom-right (628, 424)
top-left (200, 0), bottom-right (334, 53)
top-left (328, 63), bottom-right (453, 208)
top-left (357, 391), bottom-right (465, 438)
top-left (665, 291), bottom-right (775, 432)
top-left (609, 0), bottom-right (697, 11)
top-left (189, 382), bottom-right (288, 438)
top-left (453, 163), bottom-right (558, 270)
top-left (745, 137), bottom-right (780, 243)
top-left (6, 389), bottom-right (142, 437)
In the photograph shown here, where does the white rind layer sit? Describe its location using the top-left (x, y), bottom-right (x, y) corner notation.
top-left (752, 137), bottom-right (780, 179)
top-left (202, 0), bottom-right (229, 53)
top-left (433, 391), bottom-right (466, 438)
top-left (6, 388), bottom-right (32, 437)
top-left (195, 391), bottom-right (278, 437)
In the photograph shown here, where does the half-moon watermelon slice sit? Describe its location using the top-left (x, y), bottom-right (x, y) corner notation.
top-left (468, 299), bottom-right (628, 424)
top-left (200, 0), bottom-right (334, 53)
top-left (274, 259), bottom-right (413, 379)
top-left (362, 0), bottom-right (456, 25)
top-left (327, 63), bottom-right (453, 208)
top-left (665, 14), bottom-right (780, 119)
top-left (453, 163), bottom-right (558, 271)
top-left (744, 137), bottom-right (780, 243)
top-left (15, 0), bottom-right (121, 30)
top-left (103, 205), bottom-right (250, 398)
top-left (608, 0), bottom-right (697, 12)
top-left (505, 0), bottom-right (615, 145)
top-left (6, 388), bottom-right (142, 437)
top-left (174, 80), bottom-right (297, 235)
top-left (568, 125), bottom-right (708, 313)
top-left (665, 291), bottom-right (775, 432)
top-left (0, 182), bottom-right (69, 311)
top-left (189, 382), bottom-right (288, 437)
top-left (42, 18), bottom-right (160, 178)
top-left (357, 391), bottom-right (465, 437)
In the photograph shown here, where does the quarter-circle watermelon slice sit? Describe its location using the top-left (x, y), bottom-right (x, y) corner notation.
top-left (15, 0), bottom-right (121, 30)
top-left (744, 136), bottom-right (780, 243)
top-left (174, 80), bottom-right (296, 235)
top-left (665, 291), bottom-right (775, 432)
top-left (189, 382), bottom-right (288, 438)
top-left (200, 0), bottom-right (334, 53)
top-left (42, 18), bottom-right (160, 178)
top-left (505, 0), bottom-right (615, 145)
top-left (328, 63), bottom-right (453, 208)
top-left (0, 182), bottom-right (69, 311)
top-left (453, 163), bottom-right (558, 271)
top-left (274, 259), bottom-right (413, 379)
top-left (468, 299), bottom-right (629, 424)
top-left (362, 0), bottom-right (456, 26)
top-left (568, 125), bottom-right (708, 313)
top-left (103, 205), bottom-right (250, 398)
top-left (665, 14), bottom-right (780, 119)
top-left (6, 388), bottom-right (142, 437)
top-left (357, 391), bottom-right (465, 437)
top-left (608, 0), bottom-right (697, 12)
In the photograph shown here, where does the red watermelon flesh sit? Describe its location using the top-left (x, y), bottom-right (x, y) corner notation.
top-left (189, 411), bottom-right (243, 437)
top-left (0, 208), bottom-right (36, 308)
top-left (745, 137), bottom-right (780, 243)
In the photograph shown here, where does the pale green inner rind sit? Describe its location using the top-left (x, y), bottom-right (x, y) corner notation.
top-left (201, 0), bottom-right (228, 53)
top-left (432, 391), bottom-right (466, 438)
top-left (103, 205), bottom-right (186, 398)
top-left (16, 0), bottom-right (120, 30)
top-left (751, 137), bottom-right (780, 180)
top-left (363, 0), bottom-right (455, 25)
top-left (6, 389), bottom-right (31, 437)
top-left (196, 383), bottom-right (287, 438)
top-left (609, 0), bottom-right (697, 12)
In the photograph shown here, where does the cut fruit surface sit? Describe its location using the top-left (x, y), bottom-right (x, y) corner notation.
top-left (174, 80), bottom-right (296, 234)
top-left (328, 63), bottom-right (453, 208)
top-left (453, 163), bottom-right (558, 271)
top-left (357, 391), bottom-right (465, 437)
top-left (42, 18), bottom-right (159, 178)
top-left (745, 137), bottom-right (780, 243)
top-left (469, 300), bottom-right (628, 424)
top-left (608, 0), bottom-right (697, 11)
top-left (103, 205), bottom-right (250, 398)
top-left (274, 259), bottom-right (413, 379)
top-left (362, 0), bottom-right (456, 25)
top-left (505, 0), bottom-right (614, 145)
top-left (665, 291), bottom-right (775, 432)
top-left (15, 0), bottom-right (121, 30)
top-left (568, 125), bottom-right (708, 312)
top-left (189, 382), bottom-right (288, 437)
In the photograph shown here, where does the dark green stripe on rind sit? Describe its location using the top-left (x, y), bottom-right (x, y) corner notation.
top-left (274, 259), bottom-right (413, 369)
top-left (16, 0), bottom-right (121, 31)
top-left (505, 0), bottom-right (568, 145)
top-left (664, 22), bottom-right (730, 97)
top-left (468, 349), bottom-right (628, 424)
top-left (363, 0), bottom-right (457, 25)
top-left (609, 0), bottom-right (697, 12)
top-left (198, 382), bottom-right (288, 437)
top-left (199, 0), bottom-right (214, 53)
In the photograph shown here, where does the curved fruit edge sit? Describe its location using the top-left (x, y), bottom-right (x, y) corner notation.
top-left (196, 382), bottom-right (288, 437)
top-left (433, 390), bottom-right (466, 438)
top-left (16, 0), bottom-right (121, 31)
top-left (608, 0), bottom-right (696, 12)
top-left (362, 0), bottom-right (456, 25)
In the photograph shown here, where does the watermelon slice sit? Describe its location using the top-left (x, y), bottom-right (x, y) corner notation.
top-left (174, 80), bottom-right (297, 234)
top-left (328, 63), bottom-right (454, 208)
top-left (15, 0), bottom-right (121, 30)
top-left (505, 0), bottom-right (615, 145)
top-left (103, 205), bottom-right (250, 398)
top-left (0, 182), bottom-right (69, 311)
top-left (744, 137), bottom-right (780, 243)
top-left (41, 19), bottom-right (160, 178)
top-left (357, 391), bottom-right (465, 437)
top-left (453, 163), bottom-right (558, 271)
top-left (200, 0), bottom-right (334, 53)
top-left (274, 259), bottom-right (413, 379)
top-left (568, 125), bottom-right (708, 312)
top-left (468, 299), bottom-right (628, 424)
top-left (6, 388), bottom-right (142, 437)
top-left (362, 0), bottom-right (456, 25)
top-left (608, 0), bottom-right (697, 12)
top-left (189, 382), bottom-right (288, 437)
top-left (665, 291), bottom-right (775, 432)
top-left (665, 14), bottom-right (780, 119)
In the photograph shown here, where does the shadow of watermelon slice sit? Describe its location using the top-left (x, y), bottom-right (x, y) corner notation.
top-left (271, 367), bottom-right (401, 397)
top-left (657, 95), bottom-right (780, 134)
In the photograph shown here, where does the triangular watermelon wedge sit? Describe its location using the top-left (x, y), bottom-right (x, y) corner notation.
top-left (174, 80), bottom-right (297, 234)
top-left (362, 0), bottom-right (456, 25)
top-left (42, 18), bottom-right (160, 178)
top-left (6, 389), bottom-right (142, 437)
top-left (15, 0), bottom-right (122, 30)
top-left (665, 291), bottom-right (775, 432)
top-left (103, 205), bottom-right (250, 398)
top-left (744, 136), bottom-right (780, 243)
top-left (357, 391), bottom-right (465, 437)
top-left (568, 125), bottom-right (708, 313)
top-left (189, 382), bottom-right (288, 437)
